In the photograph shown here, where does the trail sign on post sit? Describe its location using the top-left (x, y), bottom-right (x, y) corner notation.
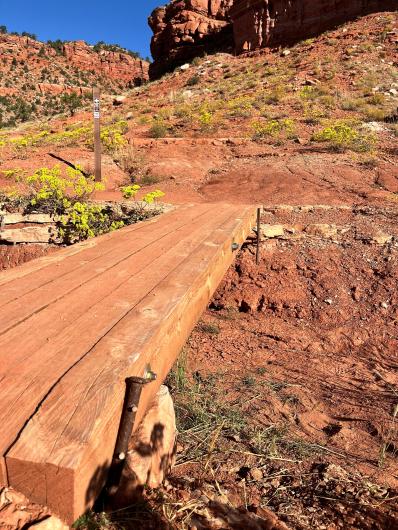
top-left (93, 87), bottom-right (102, 182)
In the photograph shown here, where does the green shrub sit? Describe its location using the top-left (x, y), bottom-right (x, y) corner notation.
top-left (263, 87), bottom-right (284, 105)
top-left (139, 173), bottom-right (163, 186)
top-left (312, 122), bottom-right (376, 152)
top-left (252, 118), bottom-right (295, 140)
top-left (100, 121), bottom-right (128, 152)
top-left (8, 166), bottom-right (128, 245)
top-left (361, 106), bottom-right (386, 122)
top-left (303, 104), bottom-right (328, 124)
top-left (340, 98), bottom-right (364, 111)
top-left (26, 166), bottom-right (104, 211)
top-left (60, 92), bottom-right (85, 116)
top-left (186, 75), bottom-right (200, 86)
top-left (59, 202), bottom-right (124, 245)
top-left (149, 121), bottom-right (168, 138)
top-left (226, 96), bottom-right (255, 118)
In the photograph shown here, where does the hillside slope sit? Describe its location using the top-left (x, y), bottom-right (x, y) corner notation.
top-left (1, 10), bottom-right (398, 530)
top-left (0, 31), bottom-right (148, 126)
top-left (0, 12), bottom-right (396, 206)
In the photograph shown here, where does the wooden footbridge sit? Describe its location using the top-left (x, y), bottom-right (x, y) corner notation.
top-left (0, 202), bottom-right (256, 524)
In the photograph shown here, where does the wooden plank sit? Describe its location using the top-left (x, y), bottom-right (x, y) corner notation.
top-left (0, 204), bottom-right (221, 372)
top-left (0, 205), bottom-right (213, 336)
top-left (0, 206), bottom-right (181, 303)
top-left (0, 205), bottom-right (235, 484)
top-left (6, 205), bottom-right (256, 523)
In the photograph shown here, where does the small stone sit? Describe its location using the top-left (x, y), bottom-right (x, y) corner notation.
top-left (31, 517), bottom-right (69, 530)
top-left (250, 468), bottom-right (263, 481)
top-left (180, 63), bottom-right (190, 71)
top-left (261, 224), bottom-right (285, 238)
top-left (281, 49), bottom-right (291, 56)
top-left (113, 95), bottom-right (126, 106)
top-left (177, 490), bottom-right (191, 501)
top-left (372, 232), bottom-right (393, 245)
top-left (192, 489), bottom-right (203, 499)
top-left (380, 301), bottom-right (388, 309)
top-left (324, 298), bottom-right (333, 305)
top-left (305, 223), bottom-right (339, 239)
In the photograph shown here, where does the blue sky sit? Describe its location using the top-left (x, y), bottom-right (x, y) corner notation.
top-left (0, 0), bottom-right (162, 58)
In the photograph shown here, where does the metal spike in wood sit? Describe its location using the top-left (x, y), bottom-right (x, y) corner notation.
top-left (93, 87), bottom-right (102, 182)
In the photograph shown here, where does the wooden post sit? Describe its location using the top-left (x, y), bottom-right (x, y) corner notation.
top-left (256, 207), bottom-right (261, 265)
top-left (93, 87), bottom-right (102, 182)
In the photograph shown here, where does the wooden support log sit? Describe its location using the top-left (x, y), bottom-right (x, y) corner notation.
top-left (0, 204), bottom-right (227, 485)
top-left (5, 205), bottom-right (256, 524)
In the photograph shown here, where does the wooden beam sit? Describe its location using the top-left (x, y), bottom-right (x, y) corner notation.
top-left (5, 205), bottom-right (256, 523)
top-left (0, 205), bottom-right (224, 477)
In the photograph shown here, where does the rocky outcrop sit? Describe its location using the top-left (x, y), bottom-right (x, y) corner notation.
top-left (149, 0), bottom-right (397, 76)
top-left (63, 41), bottom-right (148, 87)
top-left (230, 0), bottom-right (398, 53)
top-left (0, 33), bottom-right (148, 95)
top-left (148, 0), bottom-right (234, 78)
top-left (0, 487), bottom-right (68, 530)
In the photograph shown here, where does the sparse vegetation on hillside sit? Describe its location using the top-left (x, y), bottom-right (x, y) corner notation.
top-left (0, 31), bottom-right (147, 126)
top-left (0, 10), bottom-right (398, 530)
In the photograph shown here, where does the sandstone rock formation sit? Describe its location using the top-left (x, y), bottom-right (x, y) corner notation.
top-left (63, 40), bottom-right (148, 87)
top-left (148, 0), bottom-right (234, 78)
top-left (0, 33), bottom-right (148, 100)
top-left (149, 0), bottom-right (397, 76)
top-left (0, 487), bottom-right (67, 530)
top-left (230, 0), bottom-right (398, 53)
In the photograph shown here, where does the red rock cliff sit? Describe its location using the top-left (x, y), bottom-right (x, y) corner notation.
top-left (148, 0), bottom-right (234, 78)
top-left (0, 33), bottom-right (148, 99)
top-left (62, 41), bottom-right (148, 87)
top-left (149, 0), bottom-right (397, 76)
top-left (230, 0), bottom-right (397, 52)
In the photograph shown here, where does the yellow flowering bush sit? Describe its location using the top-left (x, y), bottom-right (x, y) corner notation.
top-left (10, 165), bottom-right (128, 245)
top-left (121, 184), bottom-right (165, 204)
top-left (312, 122), bottom-right (376, 152)
top-left (26, 166), bottom-right (104, 210)
top-left (252, 118), bottom-right (295, 140)
top-left (227, 96), bottom-right (255, 118)
top-left (99, 120), bottom-right (128, 152)
top-left (58, 202), bottom-right (124, 245)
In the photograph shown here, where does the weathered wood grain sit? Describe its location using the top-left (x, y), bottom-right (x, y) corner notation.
top-left (0, 203), bottom-right (225, 462)
top-left (0, 205), bottom-right (187, 301)
top-left (0, 203), bottom-right (256, 524)
top-left (0, 204), bottom-right (213, 333)
top-left (0, 204), bottom-right (233, 481)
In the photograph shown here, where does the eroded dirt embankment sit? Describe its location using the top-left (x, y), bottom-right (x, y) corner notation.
top-left (173, 204), bottom-right (398, 529)
top-left (0, 244), bottom-right (55, 271)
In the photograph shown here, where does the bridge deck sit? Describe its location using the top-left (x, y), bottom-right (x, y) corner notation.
top-left (0, 202), bottom-right (256, 524)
